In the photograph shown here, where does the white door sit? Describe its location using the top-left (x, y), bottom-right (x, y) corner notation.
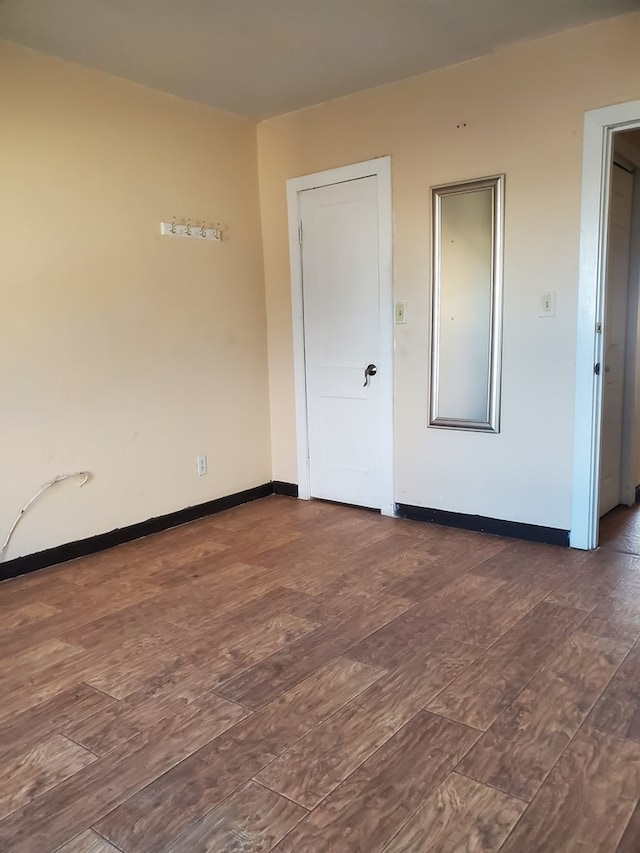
top-left (300, 175), bottom-right (383, 509)
top-left (600, 162), bottom-right (634, 515)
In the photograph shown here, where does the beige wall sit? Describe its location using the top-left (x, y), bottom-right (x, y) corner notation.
top-left (257, 12), bottom-right (640, 531)
top-left (0, 41), bottom-right (271, 559)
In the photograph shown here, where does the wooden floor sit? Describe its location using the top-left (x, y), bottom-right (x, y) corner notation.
top-left (600, 502), bottom-right (640, 557)
top-left (2, 496), bottom-right (640, 852)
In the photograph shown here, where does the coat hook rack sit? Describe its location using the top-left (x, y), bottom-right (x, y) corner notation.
top-left (160, 218), bottom-right (222, 241)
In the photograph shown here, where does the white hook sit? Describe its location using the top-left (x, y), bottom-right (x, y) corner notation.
top-left (186, 218), bottom-right (192, 236)
top-left (200, 221), bottom-right (206, 238)
top-left (170, 216), bottom-right (176, 234)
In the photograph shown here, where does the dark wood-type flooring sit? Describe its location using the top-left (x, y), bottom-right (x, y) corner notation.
top-left (600, 502), bottom-right (640, 557)
top-left (2, 495), bottom-right (640, 851)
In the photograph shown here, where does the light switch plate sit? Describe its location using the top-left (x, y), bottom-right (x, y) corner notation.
top-left (395, 301), bottom-right (407, 324)
top-left (539, 291), bottom-right (555, 317)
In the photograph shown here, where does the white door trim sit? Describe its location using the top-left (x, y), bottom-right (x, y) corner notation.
top-left (571, 100), bottom-right (640, 549)
top-left (286, 156), bottom-right (395, 516)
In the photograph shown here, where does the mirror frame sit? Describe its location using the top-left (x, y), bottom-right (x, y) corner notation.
top-left (429, 174), bottom-right (505, 432)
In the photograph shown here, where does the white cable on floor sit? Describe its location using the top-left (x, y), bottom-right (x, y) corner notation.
top-left (1, 472), bottom-right (91, 559)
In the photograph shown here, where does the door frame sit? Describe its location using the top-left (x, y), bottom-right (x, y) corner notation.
top-left (286, 156), bottom-right (395, 516)
top-left (571, 100), bottom-right (640, 549)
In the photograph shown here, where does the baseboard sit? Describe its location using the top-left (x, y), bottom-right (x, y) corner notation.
top-left (272, 481), bottom-right (299, 497)
top-left (1, 485), bottom-right (563, 582)
top-left (1, 481), bottom-right (286, 583)
top-left (396, 503), bottom-right (570, 547)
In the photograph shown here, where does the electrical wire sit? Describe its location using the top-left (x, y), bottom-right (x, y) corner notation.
top-left (1, 472), bottom-right (91, 559)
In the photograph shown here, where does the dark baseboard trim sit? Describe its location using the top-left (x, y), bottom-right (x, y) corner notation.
top-left (272, 481), bottom-right (299, 498)
top-left (1, 482), bottom-right (282, 583)
top-left (396, 503), bottom-right (570, 548)
top-left (635, 484), bottom-right (640, 504)
top-left (0, 484), bottom-right (563, 582)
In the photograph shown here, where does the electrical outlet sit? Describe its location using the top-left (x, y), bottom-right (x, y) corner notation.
top-left (395, 301), bottom-right (407, 324)
top-left (196, 455), bottom-right (207, 476)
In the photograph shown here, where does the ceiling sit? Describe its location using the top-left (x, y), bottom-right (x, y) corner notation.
top-left (1, 0), bottom-right (638, 119)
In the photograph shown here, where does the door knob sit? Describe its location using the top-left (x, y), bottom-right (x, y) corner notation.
top-left (363, 363), bottom-right (377, 387)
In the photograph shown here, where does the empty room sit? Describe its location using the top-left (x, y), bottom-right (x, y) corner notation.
top-left (2, 1), bottom-right (640, 850)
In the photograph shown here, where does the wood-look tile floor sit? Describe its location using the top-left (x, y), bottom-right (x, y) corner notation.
top-left (600, 503), bottom-right (640, 557)
top-left (2, 496), bottom-right (640, 851)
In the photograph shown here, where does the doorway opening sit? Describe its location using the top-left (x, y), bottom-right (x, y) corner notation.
top-left (599, 128), bottom-right (640, 553)
top-left (571, 99), bottom-right (640, 550)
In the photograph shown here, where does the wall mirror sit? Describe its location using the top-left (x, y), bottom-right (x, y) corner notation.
top-left (429, 174), bottom-right (504, 432)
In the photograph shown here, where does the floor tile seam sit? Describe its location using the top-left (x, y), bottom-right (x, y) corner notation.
top-left (0, 736), bottom-right (105, 826)
top-left (214, 603), bottom-right (411, 708)
top-left (487, 706), bottom-right (640, 852)
top-left (251, 692), bottom-right (434, 810)
top-left (74, 746), bottom-right (219, 846)
top-left (286, 708), bottom-right (454, 833)
top-left (152, 776), bottom-right (310, 853)
top-left (441, 587), bottom-right (577, 651)
top-left (359, 711), bottom-right (488, 853)
top-left (454, 664), bottom-right (619, 805)
top-left (57, 732), bottom-right (103, 761)
top-left (426, 619), bottom-right (592, 734)
top-left (226, 660), bottom-right (391, 789)
top-left (445, 611), bottom-right (640, 793)
top-left (448, 767), bottom-right (531, 803)
top-left (430, 602), bottom-right (592, 696)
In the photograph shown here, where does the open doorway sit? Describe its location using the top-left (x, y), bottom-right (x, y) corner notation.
top-left (599, 129), bottom-right (640, 552)
top-left (571, 100), bottom-right (640, 551)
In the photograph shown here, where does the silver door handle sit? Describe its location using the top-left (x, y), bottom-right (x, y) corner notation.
top-left (363, 363), bottom-right (377, 387)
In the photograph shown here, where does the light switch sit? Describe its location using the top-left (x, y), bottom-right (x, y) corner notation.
top-left (539, 291), bottom-right (555, 317)
top-left (395, 301), bottom-right (407, 324)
